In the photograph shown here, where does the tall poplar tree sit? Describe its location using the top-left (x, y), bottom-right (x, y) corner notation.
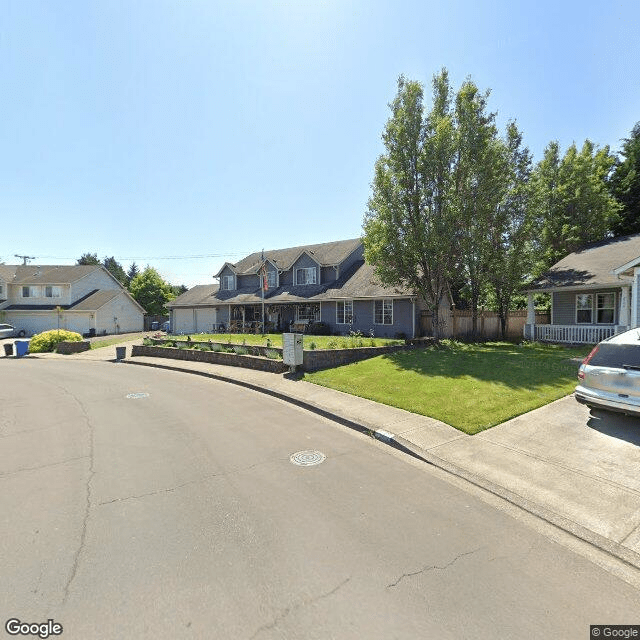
top-left (363, 71), bottom-right (458, 340)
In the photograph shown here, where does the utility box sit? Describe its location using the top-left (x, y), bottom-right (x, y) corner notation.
top-left (283, 333), bottom-right (304, 368)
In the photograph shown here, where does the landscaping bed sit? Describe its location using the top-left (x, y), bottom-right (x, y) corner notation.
top-left (304, 341), bottom-right (591, 434)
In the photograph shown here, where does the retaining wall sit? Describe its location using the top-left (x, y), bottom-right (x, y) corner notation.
top-left (56, 341), bottom-right (91, 355)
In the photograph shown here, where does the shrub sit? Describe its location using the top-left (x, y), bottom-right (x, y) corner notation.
top-left (143, 337), bottom-right (153, 346)
top-left (234, 346), bottom-right (249, 355)
top-left (309, 341), bottom-right (317, 350)
top-left (307, 322), bottom-right (331, 335)
top-left (327, 339), bottom-right (338, 349)
top-left (210, 343), bottom-right (223, 352)
top-left (29, 329), bottom-right (83, 354)
top-left (264, 349), bottom-right (280, 359)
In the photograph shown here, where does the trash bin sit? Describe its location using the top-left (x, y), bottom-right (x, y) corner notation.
top-left (151, 321), bottom-right (159, 331)
top-left (3, 343), bottom-right (13, 356)
top-left (15, 340), bottom-right (30, 357)
top-left (88, 328), bottom-right (96, 337)
top-left (115, 346), bottom-right (126, 360)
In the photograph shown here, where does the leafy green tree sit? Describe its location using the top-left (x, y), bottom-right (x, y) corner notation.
top-left (532, 140), bottom-right (620, 271)
top-left (128, 267), bottom-right (175, 316)
top-left (102, 256), bottom-right (128, 285)
top-left (363, 71), bottom-right (458, 340)
top-left (610, 122), bottom-right (640, 236)
top-left (77, 252), bottom-right (100, 265)
top-left (453, 80), bottom-right (505, 337)
top-left (486, 122), bottom-right (534, 337)
top-left (170, 284), bottom-right (188, 297)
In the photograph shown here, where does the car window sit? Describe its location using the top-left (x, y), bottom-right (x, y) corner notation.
top-left (589, 344), bottom-right (640, 368)
top-left (0, 324), bottom-right (12, 330)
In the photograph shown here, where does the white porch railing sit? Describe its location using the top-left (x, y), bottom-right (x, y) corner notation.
top-left (534, 324), bottom-right (617, 344)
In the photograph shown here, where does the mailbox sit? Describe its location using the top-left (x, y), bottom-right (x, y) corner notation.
top-left (283, 332), bottom-right (304, 367)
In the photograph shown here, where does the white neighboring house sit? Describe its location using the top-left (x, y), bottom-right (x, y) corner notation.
top-left (0, 264), bottom-right (145, 337)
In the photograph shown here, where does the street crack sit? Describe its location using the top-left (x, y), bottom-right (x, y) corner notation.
top-left (250, 577), bottom-right (351, 639)
top-left (386, 547), bottom-right (484, 589)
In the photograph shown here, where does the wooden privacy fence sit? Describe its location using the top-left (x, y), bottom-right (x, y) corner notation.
top-left (420, 308), bottom-right (550, 341)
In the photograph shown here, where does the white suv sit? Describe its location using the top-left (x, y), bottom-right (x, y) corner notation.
top-left (576, 328), bottom-right (640, 417)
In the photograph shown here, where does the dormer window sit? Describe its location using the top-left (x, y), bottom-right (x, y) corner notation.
top-left (222, 275), bottom-right (234, 290)
top-left (21, 286), bottom-right (40, 298)
top-left (45, 286), bottom-right (61, 298)
top-left (267, 270), bottom-right (277, 288)
top-left (295, 267), bottom-right (317, 285)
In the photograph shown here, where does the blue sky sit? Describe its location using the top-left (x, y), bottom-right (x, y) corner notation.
top-left (1, 0), bottom-right (638, 286)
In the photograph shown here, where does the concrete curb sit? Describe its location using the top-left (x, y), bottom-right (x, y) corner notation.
top-left (122, 357), bottom-right (640, 572)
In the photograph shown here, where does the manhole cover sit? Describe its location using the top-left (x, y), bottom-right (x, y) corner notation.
top-left (126, 392), bottom-right (150, 399)
top-left (290, 450), bottom-right (326, 466)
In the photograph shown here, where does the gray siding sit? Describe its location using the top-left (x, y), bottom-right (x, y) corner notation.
top-left (237, 274), bottom-right (257, 289)
top-left (291, 254), bottom-right (319, 284)
top-left (552, 288), bottom-right (620, 325)
top-left (321, 266), bottom-right (336, 284)
top-left (321, 298), bottom-right (414, 338)
top-left (72, 269), bottom-right (120, 301)
top-left (95, 292), bottom-right (144, 334)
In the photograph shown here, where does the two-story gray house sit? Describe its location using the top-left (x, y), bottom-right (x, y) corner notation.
top-left (0, 264), bottom-right (145, 336)
top-left (167, 238), bottom-right (420, 338)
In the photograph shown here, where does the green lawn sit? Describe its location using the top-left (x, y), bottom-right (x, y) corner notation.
top-left (90, 334), bottom-right (145, 350)
top-left (304, 341), bottom-right (590, 434)
top-left (169, 333), bottom-right (404, 349)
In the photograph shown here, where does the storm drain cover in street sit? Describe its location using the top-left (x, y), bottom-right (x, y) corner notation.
top-left (290, 450), bottom-right (326, 466)
top-left (126, 392), bottom-right (150, 399)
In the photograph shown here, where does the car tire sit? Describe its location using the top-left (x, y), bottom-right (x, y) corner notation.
top-left (17, 330), bottom-right (26, 338)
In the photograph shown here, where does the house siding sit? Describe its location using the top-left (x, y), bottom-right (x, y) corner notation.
top-left (291, 254), bottom-right (320, 285)
top-left (237, 274), bottom-right (257, 289)
top-left (552, 288), bottom-right (620, 325)
top-left (338, 243), bottom-right (365, 273)
top-left (321, 266), bottom-right (336, 284)
top-left (7, 283), bottom-right (72, 306)
top-left (73, 269), bottom-right (121, 300)
top-left (323, 298), bottom-right (414, 338)
top-left (95, 292), bottom-right (144, 334)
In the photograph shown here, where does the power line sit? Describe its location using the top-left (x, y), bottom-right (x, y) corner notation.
top-left (36, 253), bottom-right (246, 261)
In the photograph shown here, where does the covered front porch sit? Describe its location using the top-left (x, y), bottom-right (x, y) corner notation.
top-left (225, 302), bottom-right (320, 333)
top-left (524, 284), bottom-right (632, 344)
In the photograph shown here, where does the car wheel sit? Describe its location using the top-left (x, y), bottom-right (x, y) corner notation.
top-left (18, 330), bottom-right (26, 337)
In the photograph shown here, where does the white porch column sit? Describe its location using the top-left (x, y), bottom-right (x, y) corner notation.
top-left (632, 269), bottom-right (640, 328)
top-left (620, 285), bottom-right (631, 328)
top-left (525, 292), bottom-right (536, 340)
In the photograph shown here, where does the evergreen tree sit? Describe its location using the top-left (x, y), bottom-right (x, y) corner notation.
top-left (610, 122), bottom-right (640, 236)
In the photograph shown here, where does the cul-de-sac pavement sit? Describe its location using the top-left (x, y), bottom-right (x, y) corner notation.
top-left (1, 344), bottom-right (640, 640)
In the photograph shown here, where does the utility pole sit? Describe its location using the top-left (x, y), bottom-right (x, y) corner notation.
top-left (261, 249), bottom-right (265, 334)
top-left (14, 254), bottom-right (35, 265)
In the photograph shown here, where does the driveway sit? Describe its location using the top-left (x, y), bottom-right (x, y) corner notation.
top-left (424, 396), bottom-right (640, 554)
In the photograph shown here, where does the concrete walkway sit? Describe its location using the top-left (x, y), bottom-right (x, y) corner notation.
top-left (16, 339), bottom-right (640, 571)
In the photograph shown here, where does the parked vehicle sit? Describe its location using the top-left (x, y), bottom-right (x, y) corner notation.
top-left (576, 328), bottom-right (640, 417)
top-left (0, 324), bottom-right (26, 339)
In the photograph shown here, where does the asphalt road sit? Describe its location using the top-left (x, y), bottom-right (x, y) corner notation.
top-left (1, 359), bottom-right (639, 639)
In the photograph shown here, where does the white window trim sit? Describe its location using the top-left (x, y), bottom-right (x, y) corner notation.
top-left (336, 300), bottom-right (353, 324)
top-left (21, 285), bottom-right (40, 298)
top-left (373, 299), bottom-right (393, 325)
top-left (575, 293), bottom-right (593, 324)
top-left (595, 291), bottom-right (616, 325)
top-left (266, 269), bottom-right (277, 289)
top-left (45, 285), bottom-right (62, 298)
top-left (222, 275), bottom-right (235, 291)
top-left (294, 266), bottom-right (317, 286)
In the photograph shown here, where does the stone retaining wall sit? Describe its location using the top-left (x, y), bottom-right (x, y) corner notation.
top-left (302, 344), bottom-right (413, 372)
top-left (131, 345), bottom-right (288, 373)
top-left (56, 341), bottom-right (91, 355)
top-left (135, 342), bottom-right (419, 373)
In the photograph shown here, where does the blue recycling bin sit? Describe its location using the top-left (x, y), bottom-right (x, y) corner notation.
top-left (15, 340), bottom-right (30, 357)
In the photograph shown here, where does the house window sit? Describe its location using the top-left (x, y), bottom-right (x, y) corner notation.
top-left (295, 267), bottom-right (317, 285)
top-left (21, 286), bottom-right (40, 298)
top-left (296, 304), bottom-right (319, 322)
top-left (45, 286), bottom-right (61, 298)
top-left (267, 270), bottom-right (277, 288)
top-left (374, 299), bottom-right (393, 325)
top-left (336, 300), bottom-right (353, 324)
top-left (596, 293), bottom-right (615, 324)
top-left (0, 283), bottom-right (4, 297)
top-left (576, 294), bottom-right (593, 324)
top-left (222, 275), bottom-right (234, 290)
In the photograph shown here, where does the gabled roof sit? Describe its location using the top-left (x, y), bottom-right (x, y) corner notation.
top-left (167, 284), bottom-right (220, 307)
top-left (323, 261), bottom-right (413, 298)
top-left (224, 238), bottom-right (362, 275)
top-left (528, 234), bottom-right (640, 290)
top-left (0, 264), bottom-right (102, 284)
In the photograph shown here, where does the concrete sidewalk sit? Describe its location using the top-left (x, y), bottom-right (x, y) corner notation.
top-left (23, 340), bottom-right (640, 571)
